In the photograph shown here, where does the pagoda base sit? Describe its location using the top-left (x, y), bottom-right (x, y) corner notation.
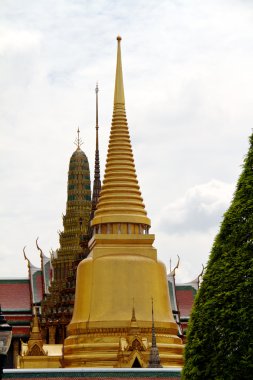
top-left (62, 326), bottom-right (184, 368)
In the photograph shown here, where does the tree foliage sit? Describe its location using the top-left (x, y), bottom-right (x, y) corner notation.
top-left (182, 134), bottom-right (253, 380)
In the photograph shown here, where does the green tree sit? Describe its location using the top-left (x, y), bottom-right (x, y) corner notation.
top-left (182, 134), bottom-right (253, 380)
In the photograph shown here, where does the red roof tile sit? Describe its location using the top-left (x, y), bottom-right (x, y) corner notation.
top-left (3, 314), bottom-right (32, 322)
top-left (176, 286), bottom-right (196, 318)
top-left (0, 280), bottom-right (31, 311)
top-left (12, 326), bottom-right (30, 335)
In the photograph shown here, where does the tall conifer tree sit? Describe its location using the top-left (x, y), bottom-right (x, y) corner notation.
top-left (183, 134), bottom-right (253, 380)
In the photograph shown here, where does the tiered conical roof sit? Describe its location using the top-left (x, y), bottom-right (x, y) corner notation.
top-left (67, 132), bottom-right (91, 206)
top-left (41, 131), bottom-right (91, 339)
top-left (92, 37), bottom-right (150, 227)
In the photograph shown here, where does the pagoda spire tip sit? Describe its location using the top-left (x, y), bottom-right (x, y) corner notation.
top-left (74, 127), bottom-right (83, 149)
top-left (114, 35), bottom-right (125, 105)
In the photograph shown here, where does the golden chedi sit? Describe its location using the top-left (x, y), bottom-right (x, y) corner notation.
top-left (62, 37), bottom-right (183, 368)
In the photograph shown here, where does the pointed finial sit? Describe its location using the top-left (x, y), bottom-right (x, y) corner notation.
top-left (28, 307), bottom-right (44, 347)
top-left (131, 298), bottom-right (136, 322)
top-left (151, 298), bottom-right (155, 345)
top-left (77, 127), bottom-right (80, 142)
top-left (148, 298), bottom-right (162, 368)
top-left (114, 35), bottom-right (125, 105)
top-left (74, 127), bottom-right (83, 149)
top-left (89, 82), bottom-right (102, 228)
top-left (95, 83), bottom-right (99, 143)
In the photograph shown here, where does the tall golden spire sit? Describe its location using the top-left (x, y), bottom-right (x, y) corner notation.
top-left (114, 36), bottom-right (125, 105)
top-left (92, 36), bottom-right (150, 228)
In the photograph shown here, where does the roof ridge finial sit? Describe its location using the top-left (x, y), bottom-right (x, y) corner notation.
top-left (36, 237), bottom-right (43, 259)
top-left (169, 254), bottom-right (180, 275)
top-left (23, 246), bottom-right (30, 269)
top-left (114, 35), bottom-right (125, 105)
top-left (74, 127), bottom-right (83, 149)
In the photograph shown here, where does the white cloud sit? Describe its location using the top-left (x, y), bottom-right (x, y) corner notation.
top-left (0, 0), bottom-right (253, 282)
top-left (156, 180), bottom-right (234, 234)
top-left (153, 180), bottom-right (235, 281)
top-left (156, 229), bottom-right (218, 283)
top-left (0, 26), bottom-right (41, 54)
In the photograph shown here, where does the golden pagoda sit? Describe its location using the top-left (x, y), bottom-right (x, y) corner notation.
top-left (18, 309), bottom-right (62, 368)
top-left (62, 37), bottom-right (184, 368)
top-left (41, 130), bottom-right (91, 344)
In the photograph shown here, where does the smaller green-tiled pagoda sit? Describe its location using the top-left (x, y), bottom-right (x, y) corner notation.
top-left (41, 130), bottom-right (91, 343)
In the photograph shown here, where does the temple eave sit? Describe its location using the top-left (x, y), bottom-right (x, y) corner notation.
top-left (66, 321), bottom-right (179, 334)
top-left (88, 233), bottom-right (156, 249)
top-left (91, 214), bottom-right (151, 226)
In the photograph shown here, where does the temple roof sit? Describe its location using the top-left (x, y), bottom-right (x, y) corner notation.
top-left (0, 279), bottom-right (31, 311)
top-left (70, 147), bottom-right (89, 162)
top-left (175, 284), bottom-right (197, 319)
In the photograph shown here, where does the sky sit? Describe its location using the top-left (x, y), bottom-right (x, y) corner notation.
top-left (1, 0), bottom-right (253, 282)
